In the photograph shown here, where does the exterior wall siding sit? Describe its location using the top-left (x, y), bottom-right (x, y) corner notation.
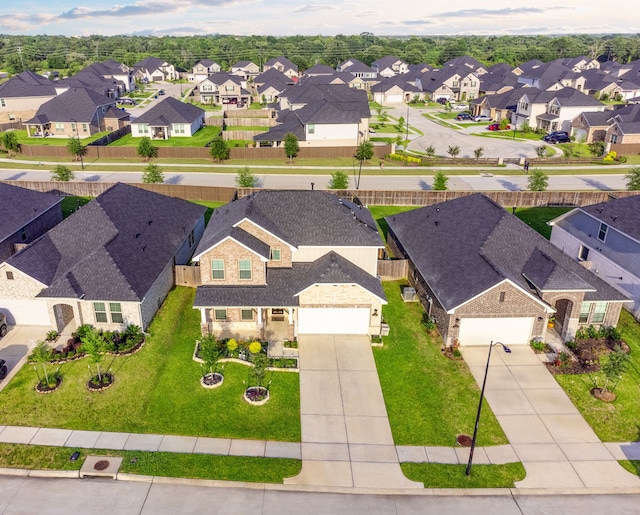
top-left (198, 239), bottom-right (266, 286)
top-left (0, 264), bottom-right (46, 298)
top-left (236, 220), bottom-right (293, 268)
top-left (293, 246), bottom-right (379, 276)
top-left (139, 260), bottom-right (175, 330)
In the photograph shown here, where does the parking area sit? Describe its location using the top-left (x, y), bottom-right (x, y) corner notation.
top-left (0, 325), bottom-right (44, 391)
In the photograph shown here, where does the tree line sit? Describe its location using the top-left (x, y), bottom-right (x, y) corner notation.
top-left (1, 33), bottom-right (639, 76)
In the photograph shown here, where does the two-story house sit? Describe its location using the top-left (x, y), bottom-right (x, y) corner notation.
top-left (549, 195), bottom-right (640, 321)
top-left (192, 191), bottom-right (386, 341)
top-left (262, 56), bottom-right (298, 80)
top-left (189, 59), bottom-right (222, 83)
top-left (416, 67), bottom-right (480, 103)
top-left (230, 61), bottom-right (260, 80)
top-left (77, 60), bottom-right (135, 93)
top-left (196, 73), bottom-right (251, 107)
top-left (132, 56), bottom-right (179, 82)
top-left (0, 70), bottom-right (58, 124)
top-left (371, 56), bottom-right (409, 78)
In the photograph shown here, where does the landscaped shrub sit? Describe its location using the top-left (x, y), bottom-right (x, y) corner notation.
top-left (530, 337), bottom-right (547, 353)
top-left (386, 153), bottom-right (421, 165)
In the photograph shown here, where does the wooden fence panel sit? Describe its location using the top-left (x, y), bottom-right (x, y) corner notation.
top-left (610, 143), bottom-right (640, 155)
top-left (174, 265), bottom-right (201, 287)
top-left (377, 259), bottom-right (408, 280)
top-left (224, 110), bottom-right (273, 119)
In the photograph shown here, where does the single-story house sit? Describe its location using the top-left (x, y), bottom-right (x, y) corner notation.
top-left (386, 194), bottom-right (630, 346)
top-left (131, 97), bottom-right (205, 139)
top-left (0, 182), bottom-right (63, 263)
top-left (192, 190), bottom-right (386, 341)
top-left (0, 183), bottom-right (206, 330)
top-left (549, 195), bottom-right (640, 320)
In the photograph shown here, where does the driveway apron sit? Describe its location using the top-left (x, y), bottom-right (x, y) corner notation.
top-left (461, 345), bottom-right (640, 489)
top-left (284, 335), bottom-right (421, 489)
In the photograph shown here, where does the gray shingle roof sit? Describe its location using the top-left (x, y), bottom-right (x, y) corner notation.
top-left (133, 97), bottom-right (204, 126)
top-left (194, 191), bottom-right (382, 260)
top-left (194, 251), bottom-right (385, 307)
top-left (0, 183), bottom-right (62, 243)
top-left (386, 194), bottom-right (628, 311)
top-left (579, 195), bottom-right (640, 241)
top-left (7, 183), bottom-right (205, 301)
top-left (26, 88), bottom-right (117, 124)
top-left (0, 70), bottom-right (57, 98)
top-left (133, 56), bottom-right (169, 73)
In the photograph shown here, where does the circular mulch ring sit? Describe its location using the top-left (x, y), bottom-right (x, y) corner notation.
top-left (35, 376), bottom-right (62, 394)
top-left (200, 372), bottom-right (224, 389)
top-left (94, 459), bottom-right (110, 471)
top-left (591, 387), bottom-right (616, 402)
top-left (456, 434), bottom-right (472, 447)
top-left (243, 386), bottom-right (270, 405)
top-left (87, 373), bottom-right (114, 392)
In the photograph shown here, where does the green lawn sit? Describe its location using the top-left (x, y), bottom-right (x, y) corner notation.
top-left (0, 443), bottom-right (300, 483)
top-left (368, 205), bottom-right (419, 242)
top-left (514, 207), bottom-right (573, 239)
top-left (191, 200), bottom-right (225, 225)
top-left (554, 310), bottom-right (640, 442)
top-left (375, 281), bottom-right (508, 446)
top-left (402, 462), bottom-right (526, 488)
top-left (108, 126), bottom-right (221, 147)
top-left (14, 130), bottom-right (111, 146)
top-left (60, 196), bottom-right (91, 218)
top-left (0, 287), bottom-right (300, 441)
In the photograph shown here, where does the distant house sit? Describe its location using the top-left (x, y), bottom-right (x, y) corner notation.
top-left (132, 56), bottom-right (179, 82)
top-left (337, 59), bottom-right (377, 81)
top-left (386, 194), bottom-right (629, 346)
top-left (0, 183), bottom-right (62, 263)
top-left (230, 61), bottom-right (260, 80)
top-left (76, 60), bottom-right (135, 93)
top-left (131, 97), bottom-right (204, 139)
top-left (371, 56), bottom-right (409, 78)
top-left (370, 76), bottom-right (423, 104)
top-left (253, 68), bottom-right (293, 103)
top-left (0, 70), bottom-right (58, 124)
top-left (571, 104), bottom-right (640, 143)
top-left (189, 59), bottom-right (222, 83)
top-left (25, 88), bottom-right (129, 138)
top-left (549, 195), bottom-right (640, 320)
top-left (416, 67), bottom-right (480, 103)
top-left (0, 183), bottom-right (206, 329)
top-left (263, 56), bottom-right (298, 79)
top-left (303, 64), bottom-right (338, 77)
top-left (196, 73), bottom-right (251, 107)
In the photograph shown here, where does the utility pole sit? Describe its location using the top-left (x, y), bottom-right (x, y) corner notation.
top-left (17, 46), bottom-right (25, 71)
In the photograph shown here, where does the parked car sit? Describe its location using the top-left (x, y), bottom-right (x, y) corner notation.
top-left (455, 113), bottom-right (473, 121)
top-left (487, 123), bottom-right (511, 131)
top-left (118, 98), bottom-right (136, 106)
top-left (543, 131), bottom-right (571, 143)
top-left (436, 97), bottom-right (448, 105)
top-left (452, 103), bottom-right (469, 111)
top-left (474, 115), bottom-right (492, 122)
top-left (0, 312), bottom-right (6, 337)
top-left (158, 89), bottom-right (165, 95)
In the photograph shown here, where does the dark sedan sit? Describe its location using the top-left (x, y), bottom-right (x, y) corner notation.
top-left (543, 131), bottom-right (571, 143)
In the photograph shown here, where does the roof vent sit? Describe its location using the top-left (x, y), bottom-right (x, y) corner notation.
top-left (148, 220), bottom-right (153, 226)
top-left (434, 221), bottom-right (439, 226)
top-left (135, 233), bottom-right (141, 239)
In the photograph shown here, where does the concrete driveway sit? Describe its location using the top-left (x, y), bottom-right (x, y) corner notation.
top-left (461, 344), bottom-right (640, 489)
top-left (285, 334), bottom-right (421, 489)
top-left (0, 325), bottom-right (45, 391)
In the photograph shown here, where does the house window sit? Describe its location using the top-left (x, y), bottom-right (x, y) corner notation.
top-left (578, 245), bottom-right (589, 261)
top-left (20, 229), bottom-right (26, 241)
top-left (139, 124), bottom-right (149, 134)
top-left (591, 302), bottom-right (607, 324)
top-left (225, 85), bottom-right (234, 92)
top-left (188, 230), bottom-right (195, 247)
top-left (211, 259), bottom-right (225, 279)
top-left (611, 134), bottom-right (618, 144)
top-left (597, 223), bottom-right (608, 242)
top-left (8, 114), bottom-right (15, 120)
top-left (0, 98), bottom-right (5, 107)
top-left (271, 249), bottom-right (281, 261)
top-left (94, 302), bottom-right (108, 323)
top-left (82, 124), bottom-right (88, 132)
top-left (214, 309), bottom-right (227, 320)
top-left (202, 84), bottom-right (212, 92)
top-left (579, 302), bottom-right (591, 324)
top-left (71, 123), bottom-right (76, 131)
top-left (499, 291), bottom-right (506, 302)
top-left (238, 259), bottom-right (252, 280)
top-left (520, 102), bottom-right (529, 111)
top-left (55, 123), bottom-right (65, 131)
top-left (109, 303), bottom-right (123, 323)
top-left (174, 124), bottom-right (185, 134)
top-left (308, 124), bottom-right (315, 134)
top-left (5, 271), bottom-right (13, 280)
top-left (241, 309), bottom-right (254, 321)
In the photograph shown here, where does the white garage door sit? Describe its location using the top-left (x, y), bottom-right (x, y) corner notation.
top-left (0, 299), bottom-right (51, 326)
top-left (458, 317), bottom-right (534, 346)
top-left (385, 94), bottom-right (403, 103)
top-left (297, 308), bottom-right (370, 335)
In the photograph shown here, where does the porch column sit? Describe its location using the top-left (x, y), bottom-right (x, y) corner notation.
top-left (288, 308), bottom-right (293, 324)
top-left (257, 308), bottom-right (263, 325)
top-left (200, 308), bottom-right (207, 324)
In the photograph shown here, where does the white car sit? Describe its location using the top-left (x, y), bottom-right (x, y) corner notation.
top-left (452, 103), bottom-right (469, 111)
top-left (474, 115), bottom-right (492, 122)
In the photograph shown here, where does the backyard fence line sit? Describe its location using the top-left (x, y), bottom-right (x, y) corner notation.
top-left (174, 265), bottom-right (201, 288)
top-left (377, 259), bottom-right (409, 280)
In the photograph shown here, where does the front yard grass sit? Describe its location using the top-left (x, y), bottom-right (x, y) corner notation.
top-left (375, 281), bottom-right (508, 446)
top-left (514, 207), bottom-right (573, 239)
top-left (13, 130), bottom-right (111, 146)
top-left (0, 443), bottom-right (301, 483)
top-left (0, 286), bottom-right (300, 442)
top-left (401, 462), bottom-right (526, 488)
top-left (554, 309), bottom-right (640, 442)
top-left (107, 126), bottom-right (221, 147)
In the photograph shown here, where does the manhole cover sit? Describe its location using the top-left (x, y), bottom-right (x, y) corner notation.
top-left (456, 434), bottom-right (472, 447)
top-left (94, 459), bottom-right (110, 471)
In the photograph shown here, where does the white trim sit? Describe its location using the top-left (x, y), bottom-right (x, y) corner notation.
top-left (192, 235), bottom-right (269, 262)
top-left (550, 208), bottom-right (640, 247)
top-left (294, 282), bottom-right (387, 304)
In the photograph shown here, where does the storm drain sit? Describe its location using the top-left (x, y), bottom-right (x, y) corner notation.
top-left (79, 456), bottom-right (124, 479)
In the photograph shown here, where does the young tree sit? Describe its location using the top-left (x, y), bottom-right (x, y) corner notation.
top-left (284, 132), bottom-right (299, 164)
top-left (527, 168), bottom-right (549, 191)
top-left (625, 166), bottom-right (640, 190)
top-left (599, 346), bottom-right (630, 394)
top-left (432, 171), bottom-right (448, 191)
top-left (535, 145), bottom-right (549, 158)
top-left (81, 328), bottom-right (109, 385)
top-left (1, 132), bottom-right (20, 157)
top-left (328, 170), bottom-right (349, 189)
top-left (66, 137), bottom-right (86, 162)
top-left (447, 145), bottom-right (460, 159)
top-left (235, 166), bottom-right (257, 187)
top-left (142, 163), bottom-right (164, 183)
top-left (199, 335), bottom-right (222, 377)
top-left (209, 135), bottom-right (229, 162)
top-left (588, 141), bottom-right (606, 157)
top-left (396, 116), bottom-right (405, 132)
top-left (250, 352), bottom-right (269, 389)
top-left (424, 144), bottom-right (436, 157)
top-left (474, 146), bottom-right (484, 160)
top-left (51, 165), bottom-right (74, 182)
top-left (136, 136), bottom-right (158, 161)
top-left (31, 340), bottom-right (55, 388)
top-left (499, 118), bottom-right (510, 130)
top-left (354, 140), bottom-right (374, 189)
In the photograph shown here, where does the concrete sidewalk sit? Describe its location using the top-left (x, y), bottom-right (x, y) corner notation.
top-left (461, 345), bottom-right (640, 489)
top-left (285, 335), bottom-right (421, 489)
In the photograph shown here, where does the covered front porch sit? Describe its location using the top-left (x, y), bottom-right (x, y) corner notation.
top-left (199, 306), bottom-right (295, 344)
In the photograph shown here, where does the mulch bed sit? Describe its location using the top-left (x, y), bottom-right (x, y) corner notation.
top-left (87, 373), bottom-right (114, 391)
top-left (546, 337), bottom-right (629, 375)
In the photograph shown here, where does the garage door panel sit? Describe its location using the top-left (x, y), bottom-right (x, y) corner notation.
top-left (458, 317), bottom-right (533, 346)
top-left (0, 299), bottom-right (51, 326)
top-left (298, 308), bottom-right (369, 335)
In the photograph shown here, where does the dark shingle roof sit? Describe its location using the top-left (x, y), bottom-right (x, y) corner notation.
top-left (0, 70), bottom-right (57, 98)
top-left (7, 183), bottom-right (205, 301)
top-left (386, 194), bottom-right (628, 310)
top-left (194, 191), bottom-right (382, 260)
top-left (0, 183), bottom-right (62, 243)
top-left (134, 97), bottom-right (204, 125)
top-left (579, 195), bottom-right (640, 241)
top-left (26, 88), bottom-right (117, 124)
top-left (194, 251), bottom-right (385, 307)
top-left (133, 56), bottom-right (168, 73)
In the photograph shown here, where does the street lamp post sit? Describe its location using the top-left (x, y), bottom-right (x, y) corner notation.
top-left (71, 119), bottom-right (84, 170)
top-left (465, 340), bottom-right (511, 476)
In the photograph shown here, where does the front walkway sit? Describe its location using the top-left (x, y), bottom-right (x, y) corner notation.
top-left (0, 325), bottom-right (44, 393)
top-left (285, 335), bottom-right (421, 489)
top-left (461, 344), bottom-right (640, 489)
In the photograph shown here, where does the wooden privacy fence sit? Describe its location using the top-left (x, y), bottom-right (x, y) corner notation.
top-left (377, 259), bottom-right (409, 280)
top-left (174, 265), bottom-right (201, 287)
top-left (224, 110), bottom-right (273, 119)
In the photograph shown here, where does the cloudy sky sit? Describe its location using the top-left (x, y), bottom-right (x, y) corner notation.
top-left (1, 0), bottom-right (637, 36)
